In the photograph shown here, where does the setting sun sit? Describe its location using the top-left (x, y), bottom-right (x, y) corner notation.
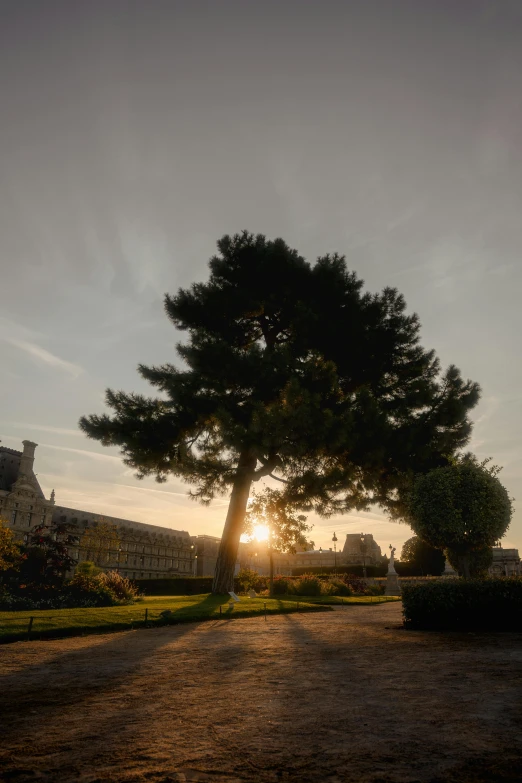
top-left (252, 524), bottom-right (270, 542)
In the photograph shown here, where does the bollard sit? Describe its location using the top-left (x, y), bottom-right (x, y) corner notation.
top-left (145, 608), bottom-right (148, 624)
top-left (219, 605), bottom-right (222, 616)
top-left (264, 602), bottom-right (267, 621)
top-left (27, 616), bottom-right (34, 641)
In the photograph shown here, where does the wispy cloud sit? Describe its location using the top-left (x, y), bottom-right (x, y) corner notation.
top-left (41, 443), bottom-right (122, 463)
top-left (118, 483), bottom-right (188, 497)
top-left (2, 422), bottom-right (83, 437)
top-left (2, 337), bottom-right (83, 378)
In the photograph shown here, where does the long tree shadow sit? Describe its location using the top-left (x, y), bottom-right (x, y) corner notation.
top-left (0, 595), bottom-right (232, 740)
top-left (159, 593), bottom-right (231, 623)
top-left (0, 610), bottom-right (253, 781)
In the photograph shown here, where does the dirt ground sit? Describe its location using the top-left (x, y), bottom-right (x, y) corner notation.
top-left (1, 603), bottom-right (521, 783)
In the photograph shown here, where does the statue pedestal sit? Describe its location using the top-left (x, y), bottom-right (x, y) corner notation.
top-left (385, 570), bottom-right (401, 596)
top-left (442, 558), bottom-right (457, 577)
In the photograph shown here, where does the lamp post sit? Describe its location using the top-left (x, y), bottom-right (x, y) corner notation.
top-left (190, 544), bottom-right (196, 577)
top-left (332, 532), bottom-right (338, 575)
top-left (268, 524), bottom-right (274, 597)
top-left (360, 534), bottom-right (367, 578)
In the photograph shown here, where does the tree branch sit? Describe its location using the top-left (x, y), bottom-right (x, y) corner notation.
top-left (252, 454), bottom-right (282, 481)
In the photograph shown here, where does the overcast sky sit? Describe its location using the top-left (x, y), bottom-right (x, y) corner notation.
top-left (1, 0), bottom-right (521, 555)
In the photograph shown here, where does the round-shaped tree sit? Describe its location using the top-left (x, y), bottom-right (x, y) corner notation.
top-left (407, 458), bottom-right (513, 578)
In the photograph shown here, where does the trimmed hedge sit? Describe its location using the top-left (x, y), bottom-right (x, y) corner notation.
top-left (402, 578), bottom-right (522, 631)
top-left (291, 565), bottom-right (386, 577)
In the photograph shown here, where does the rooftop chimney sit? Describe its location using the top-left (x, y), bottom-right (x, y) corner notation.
top-left (20, 440), bottom-right (38, 477)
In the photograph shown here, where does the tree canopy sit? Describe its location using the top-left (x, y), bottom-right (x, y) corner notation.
top-left (399, 535), bottom-right (445, 576)
top-left (0, 519), bottom-right (22, 575)
top-left (244, 488), bottom-right (313, 555)
top-left (80, 521), bottom-right (121, 567)
top-left (80, 231), bottom-right (480, 592)
top-left (20, 521), bottom-right (78, 588)
top-left (244, 487), bottom-right (313, 596)
top-left (406, 457), bottom-right (512, 577)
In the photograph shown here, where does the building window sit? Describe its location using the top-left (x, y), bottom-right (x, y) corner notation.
top-left (27, 512), bottom-right (33, 527)
top-left (11, 510), bottom-right (18, 524)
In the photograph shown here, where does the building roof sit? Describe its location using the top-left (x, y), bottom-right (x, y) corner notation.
top-left (54, 505), bottom-right (191, 539)
top-left (0, 446), bottom-right (22, 457)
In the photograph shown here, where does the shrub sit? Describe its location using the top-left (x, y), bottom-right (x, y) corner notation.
top-left (320, 580), bottom-right (338, 596)
top-left (98, 571), bottom-right (139, 603)
top-left (291, 564), bottom-right (386, 577)
top-left (75, 561), bottom-right (102, 577)
top-left (0, 591), bottom-right (38, 611)
top-left (402, 578), bottom-right (522, 631)
top-left (340, 574), bottom-right (367, 595)
top-left (365, 582), bottom-right (385, 596)
top-left (329, 578), bottom-right (353, 596)
top-left (292, 576), bottom-right (322, 596)
top-left (63, 574), bottom-right (117, 607)
top-left (235, 568), bottom-right (270, 594)
top-left (236, 567), bottom-right (259, 593)
top-left (271, 576), bottom-right (294, 595)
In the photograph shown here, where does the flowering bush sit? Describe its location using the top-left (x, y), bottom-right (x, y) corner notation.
top-left (365, 582), bottom-right (385, 596)
top-left (290, 576), bottom-right (323, 596)
top-left (326, 578), bottom-right (353, 596)
top-left (235, 568), bottom-right (269, 593)
top-left (0, 570), bottom-right (141, 610)
top-left (98, 571), bottom-right (140, 603)
top-left (63, 574), bottom-right (117, 607)
top-left (340, 574), bottom-right (368, 595)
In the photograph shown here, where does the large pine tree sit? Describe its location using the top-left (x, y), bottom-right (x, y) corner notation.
top-left (80, 232), bottom-right (480, 592)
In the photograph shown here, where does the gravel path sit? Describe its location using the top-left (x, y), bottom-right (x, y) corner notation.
top-left (1, 603), bottom-right (521, 783)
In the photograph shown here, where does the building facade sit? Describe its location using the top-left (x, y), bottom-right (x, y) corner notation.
top-left (192, 533), bottom-right (385, 577)
top-left (3, 439), bottom-right (520, 582)
top-left (0, 440), bottom-right (194, 580)
top-left (489, 546), bottom-right (521, 576)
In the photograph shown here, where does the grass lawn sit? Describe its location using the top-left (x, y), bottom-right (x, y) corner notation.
top-left (0, 594), bottom-right (331, 644)
top-left (294, 595), bottom-right (402, 606)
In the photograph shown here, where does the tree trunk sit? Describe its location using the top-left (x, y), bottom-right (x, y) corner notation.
top-left (269, 529), bottom-right (274, 597)
top-left (212, 449), bottom-right (257, 594)
top-left (455, 552), bottom-right (470, 578)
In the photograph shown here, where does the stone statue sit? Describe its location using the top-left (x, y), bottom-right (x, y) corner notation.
top-left (388, 545), bottom-right (396, 574)
top-left (385, 544), bottom-right (401, 595)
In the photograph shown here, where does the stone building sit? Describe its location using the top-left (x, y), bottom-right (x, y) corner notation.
top-left (192, 533), bottom-right (385, 577)
top-left (489, 546), bottom-right (521, 576)
top-left (0, 441), bottom-right (55, 536)
top-left (0, 440), bottom-right (194, 580)
top-left (241, 533), bottom-right (383, 575)
top-left (193, 535), bottom-right (222, 577)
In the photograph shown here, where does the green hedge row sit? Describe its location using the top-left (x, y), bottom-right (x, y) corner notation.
top-left (291, 565), bottom-right (387, 577)
top-left (402, 578), bottom-right (522, 631)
